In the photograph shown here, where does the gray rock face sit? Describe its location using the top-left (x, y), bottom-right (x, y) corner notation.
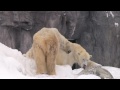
top-left (80, 11), bottom-right (120, 67)
top-left (0, 11), bottom-right (120, 68)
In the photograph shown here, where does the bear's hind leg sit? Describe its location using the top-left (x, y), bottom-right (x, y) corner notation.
top-left (46, 44), bottom-right (58, 75)
top-left (46, 53), bottom-right (57, 75)
top-left (33, 44), bottom-right (47, 74)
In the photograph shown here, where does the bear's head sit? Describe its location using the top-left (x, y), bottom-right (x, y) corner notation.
top-left (72, 43), bottom-right (92, 69)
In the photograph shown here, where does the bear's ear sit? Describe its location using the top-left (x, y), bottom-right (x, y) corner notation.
top-left (90, 55), bottom-right (92, 58)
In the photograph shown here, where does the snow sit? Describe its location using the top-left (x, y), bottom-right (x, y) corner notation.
top-left (71, 26), bottom-right (76, 36)
top-left (110, 11), bottom-right (114, 18)
top-left (106, 11), bottom-right (109, 18)
top-left (0, 42), bottom-right (120, 79)
top-left (115, 22), bottom-right (119, 27)
top-left (102, 66), bottom-right (120, 79)
top-left (105, 11), bottom-right (114, 18)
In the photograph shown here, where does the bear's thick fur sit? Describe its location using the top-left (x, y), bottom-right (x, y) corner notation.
top-left (56, 43), bottom-right (92, 68)
top-left (25, 27), bottom-right (92, 75)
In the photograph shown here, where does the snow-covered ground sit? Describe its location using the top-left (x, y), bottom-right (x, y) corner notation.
top-left (0, 42), bottom-right (120, 79)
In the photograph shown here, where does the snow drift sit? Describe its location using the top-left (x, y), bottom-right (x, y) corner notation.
top-left (0, 42), bottom-right (120, 79)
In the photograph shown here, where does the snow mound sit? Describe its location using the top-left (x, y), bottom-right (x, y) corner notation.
top-left (0, 42), bottom-right (120, 79)
top-left (103, 66), bottom-right (120, 79)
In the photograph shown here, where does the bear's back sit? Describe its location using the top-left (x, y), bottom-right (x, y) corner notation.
top-left (33, 27), bottom-right (59, 41)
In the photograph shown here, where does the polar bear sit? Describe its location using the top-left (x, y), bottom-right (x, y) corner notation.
top-left (25, 27), bottom-right (92, 75)
top-left (56, 43), bottom-right (92, 68)
top-left (78, 60), bottom-right (113, 79)
top-left (25, 27), bottom-right (72, 75)
top-left (57, 49), bottom-right (113, 79)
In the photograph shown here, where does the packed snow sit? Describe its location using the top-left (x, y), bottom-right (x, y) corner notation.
top-left (115, 22), bottom-right (119, 27)
top-left (0, 42), bottom-right (120, 79)
top-left (110, 11), bottom-right (114, 18)
top-left (106, 11), bottom-right (109, 18)
top-left (106, 11), bottom-right (114, 18)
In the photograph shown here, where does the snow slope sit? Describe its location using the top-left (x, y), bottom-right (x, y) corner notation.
top-left (0, 42), bottom-right (120, 79)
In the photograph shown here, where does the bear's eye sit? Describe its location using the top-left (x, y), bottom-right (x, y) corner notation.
top-left (78, 53), bottom-right (80, 55)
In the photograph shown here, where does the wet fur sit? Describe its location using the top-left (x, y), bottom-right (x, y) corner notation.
top-left (79, 61), bottom-right (113, 79)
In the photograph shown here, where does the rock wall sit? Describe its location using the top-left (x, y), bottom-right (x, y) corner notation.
top-left (0, 11), bottom-right (120, 67)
